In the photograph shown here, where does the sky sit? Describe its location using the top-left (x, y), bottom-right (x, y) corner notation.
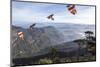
top-left (12, 1), bottom-right (95, 26)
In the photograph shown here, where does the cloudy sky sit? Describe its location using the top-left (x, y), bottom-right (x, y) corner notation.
top-left (12, 1), bottom-right (95, 25)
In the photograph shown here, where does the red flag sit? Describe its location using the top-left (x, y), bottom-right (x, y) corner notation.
top-left (70, 9), bottom-right (77, 15)
top-left (68, 5), bottom-right (75, 11)
top-left (67, 4), bottom-right (77, 15)
top-left (17, 32), bottom-right (24, 40)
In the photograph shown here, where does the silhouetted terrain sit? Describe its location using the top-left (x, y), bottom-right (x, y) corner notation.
top-left (11, 25), bottom-right (96, 66)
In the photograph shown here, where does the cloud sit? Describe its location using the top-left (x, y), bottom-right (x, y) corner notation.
top-left (12, 1), bottom-right (95, 25)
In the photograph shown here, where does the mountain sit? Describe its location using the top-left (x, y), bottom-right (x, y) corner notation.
top-left (11, 25), bottom-right (65, 58)
top-left (14, 23), bottom-right (95, 42)
top-left (11, 24), bottom-right (96, 66)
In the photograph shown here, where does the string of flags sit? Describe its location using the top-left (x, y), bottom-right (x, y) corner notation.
top-left (47, 4), bottom-right (77, 21)
top-left (16, 4), bottom-right (77, 41)
top-left (13, 4), bottom-right (77, 47)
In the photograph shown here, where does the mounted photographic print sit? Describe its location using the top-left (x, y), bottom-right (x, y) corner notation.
top-left (11, 0), bottom-right (96, 67)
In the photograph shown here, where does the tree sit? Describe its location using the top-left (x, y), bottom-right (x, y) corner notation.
top-left (50, 47), bottom-right (58, 58)
top-left (84, 31), bottom-right (96, 55)
top-left (85, 31), bottom-right (94, 41)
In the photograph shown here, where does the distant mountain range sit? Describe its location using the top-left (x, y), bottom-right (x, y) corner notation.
top-left (12, 23), bottom-right (95, 29)
top-left (12, 23), bottom-right (95, 42)
top-left (11, 23), bottom-right (95, 59)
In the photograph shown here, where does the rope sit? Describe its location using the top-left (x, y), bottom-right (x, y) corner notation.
top-left (29, 25), bottom-right (40, 51)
